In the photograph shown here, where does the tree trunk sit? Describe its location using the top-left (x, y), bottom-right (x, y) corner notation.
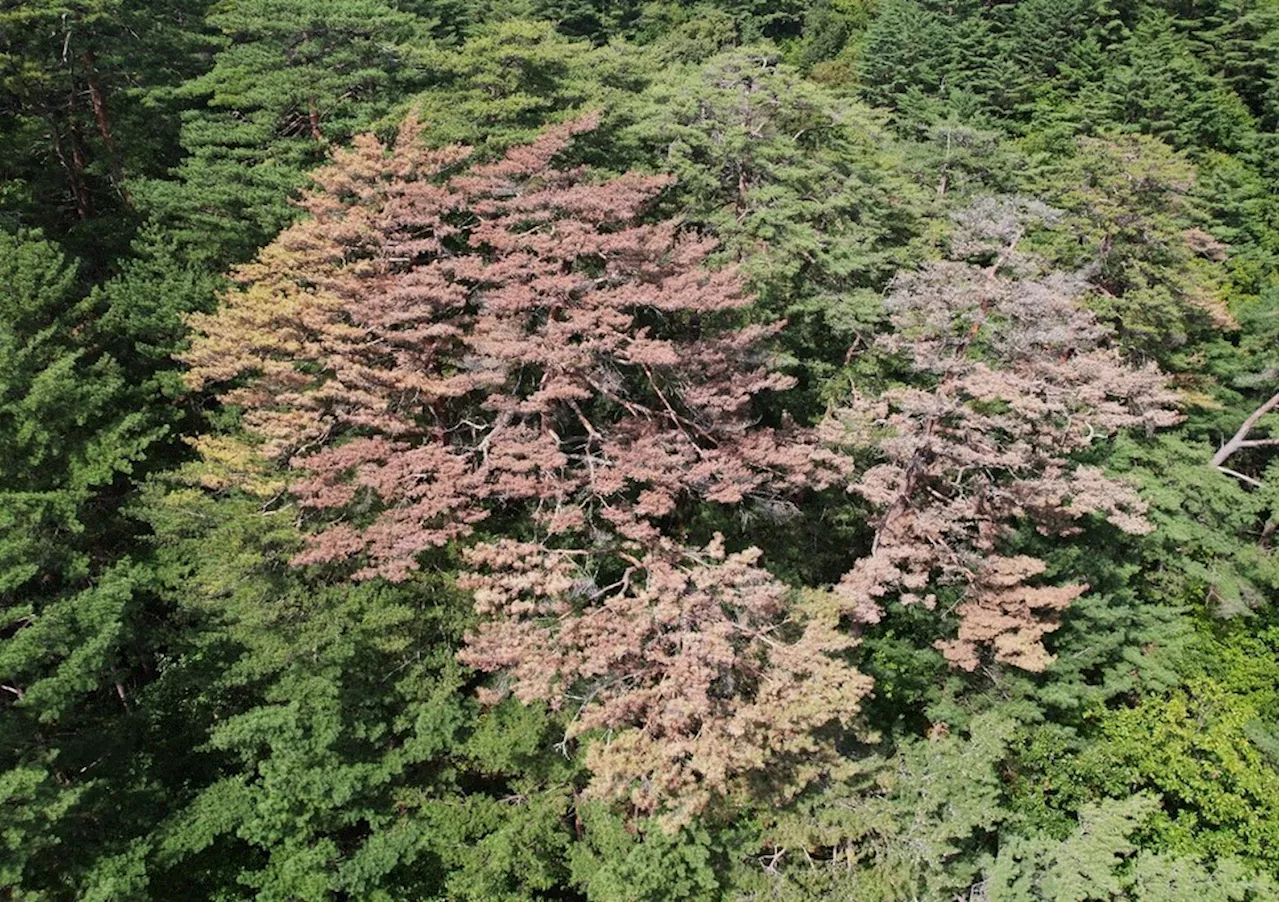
top-left (48, 114), bottom-right (92, 220)
top-left (81, 49), bottom-right (131, 205)
top-left (81, 51), bottom-right (115, 156)
top-left (308, 99), bottom-right (324, 140)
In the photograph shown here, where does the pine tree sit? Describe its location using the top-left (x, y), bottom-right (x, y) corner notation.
top-left (823, 199), bottom-right (1180, 672)
top-left (183, 114), bottom-right (826, 578)
top-left (1173, 0), bottom-right (1278, 132)
top-left (989, 794), bottom-right (1277, 900)
top-left (0, 230), bottom-right (160, 596)
top-left (1023, 133), bottom-right (1235, 366)
top-left (0, 230), bottom-right (169, 897)
top-left (405, 19), bottom-right (633, 154)
top-left (1092, 13), bottom-right (1257, 154)
top-left (0, 0), bottom-right (132, 228)
top-left (134, 0), bottom-right (432, 269)
top-left (730, 712), bottom-right (1020, 900)
top-left (183, 115), bottom-right (867, 823)
top-left (0, 0), bottom-right (215, 257)
top-left (856, 0), bottom-right (1017, 131)
top-left (99, 466), bottom-right (581, 899)
top-left (623, 50), bottom-right (927, 401)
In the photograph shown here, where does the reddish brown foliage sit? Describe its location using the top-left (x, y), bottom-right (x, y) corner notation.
top-left (460, 536), bottom-right (870, 826)
top-left (823, 204), bottom-right (1181, 671)
top-left (185, 115), bottom-right (862, 821)
top-left (185, 113), bottom-right (831, 581)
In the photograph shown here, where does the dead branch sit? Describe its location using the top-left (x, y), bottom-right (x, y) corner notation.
top-left (1211, 392), bottom-right (1279, 485)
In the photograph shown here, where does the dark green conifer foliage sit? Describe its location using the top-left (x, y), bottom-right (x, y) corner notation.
top-left (0, 230), bottom-right (172, 898)
top-left (1090, 13), bottom-right (1258, 154)
top-left (1023, 133), bottom-right (1230, 364)
top-left (0, 0), bottom-right (216, 259)
top-left (129, 463), bottom-right (584, 900)
top-left (0, 0), bottom-right (1275, 895)
top-left (1171, 0), bottom-right (1279, 131)
top-left (0, 231), bottom-right (159, 595)
top-left (406, 20), bottom-right (633, 152)
top-left (732, 713), bottom-right (1017, 900)
top-left (857, 0), bottom-right (1018, 130)
top-left (530, 0), bottom-right (644, 40)
top-left (988, 794), bottom-right (1277, 900)
top-left (135, 0), bottom-right (433, 269)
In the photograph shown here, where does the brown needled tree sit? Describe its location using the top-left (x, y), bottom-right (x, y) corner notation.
top-left (184, 113), bottom-right (866, 824)
top-left (460, 535), bottom-right (870, 827)
top-left (185, 112), bottom-right (831, 579)
top-left (823, 198), bottom-right (1183, 673)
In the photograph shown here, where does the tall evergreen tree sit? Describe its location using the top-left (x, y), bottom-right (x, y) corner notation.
top-left (135, 0), bottom-right (433, 269)
top-left (0, 229), bottom-right (169, 898)
top-left (623, 50), bottom-right (927, 402)
top-left (1089, 13), bottom-right (1257, 154)
top-left (0, 0), bottom-right (215, 258)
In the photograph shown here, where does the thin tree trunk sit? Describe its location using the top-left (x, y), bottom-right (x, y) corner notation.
top-left (308, 99), bottom-right (324, 140)
top-left (81, 51), bottom-right (115, 156)
top-left (48, 114), bottom-right (92, 220)
top-left (69, 116), bottom-right (91, 199)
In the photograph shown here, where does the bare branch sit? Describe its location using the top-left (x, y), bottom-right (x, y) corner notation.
top-left (1211, 392), bottom-right (1279, 476)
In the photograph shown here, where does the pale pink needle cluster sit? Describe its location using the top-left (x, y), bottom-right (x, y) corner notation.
top-left (822, 210), bottom-right (1181, 672)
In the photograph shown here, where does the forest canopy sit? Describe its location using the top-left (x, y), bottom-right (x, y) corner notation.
top-left (1, 0), bottom-right (1277, 899)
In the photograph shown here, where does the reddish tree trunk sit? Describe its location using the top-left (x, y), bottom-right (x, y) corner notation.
top-left (81, 51), bottom-right (115, 156)
top-left (81, 50), bottom-right (131, 206)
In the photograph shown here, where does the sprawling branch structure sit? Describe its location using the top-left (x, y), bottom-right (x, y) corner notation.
top-left (184, 113), bottom-right (837, 577)
top-left (824, 200), bottom-right (1182, 672)
top-left (184, 114), bottom-right (863, 821)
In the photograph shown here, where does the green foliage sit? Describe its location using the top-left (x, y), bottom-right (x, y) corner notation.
top-left (1020, 133), bottom-right (1232, 364)
top-left (405, 19), bottom-right (638, 153)
top-left (1104, 433), bottom-right (1276, 616)
top-left (0, 0), bottom-right (1275, 896)
top-left (738, 713), bottom-right (1016, 900)
top-left (0, 229), bottom-right (160, 593)
top-left (988, 794), bottom-right (1277, 901)
top-left (857, 0), bottom-right (1021, 130)
top-left (623, 50), bottom-right (927, 403)
top-left (77, 468), bottom-right (583, 899)
top-left (569, 805), bottom-right (732, 901)
top-left (1007, 625), bottom-right (1279, 872)
top-left (1087, 13), bottom-right (1258, 154)
top-left (135, 0), bottom-right (432, 269)
top-left (1174, 0), bottom-right (1279, 132)
top-left (1089, 680), bottom-right (1276, 865)
top-left (0, 0), bottom-right (215, 259)
top-left (0, 230), bottom-right (196, 900)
